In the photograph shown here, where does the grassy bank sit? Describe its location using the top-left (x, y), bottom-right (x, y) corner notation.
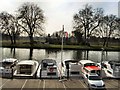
top-left (1, 41), bottom-right (120, 51)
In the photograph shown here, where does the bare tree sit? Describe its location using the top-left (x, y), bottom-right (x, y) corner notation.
top-left (115, 18), bottom-right (120, 38)
top-left (96, 15), bottom-right (118, 47)
top-left (104, 15), bottom-right (118, 47)
top-left (17, 2), bottom-right (45, 46)
top-left (73, 4), bottom-right (104, 45)
top-left (93, 15), bottom-right (119, 47)
top-left (0, 12), bottom-right (20, 44)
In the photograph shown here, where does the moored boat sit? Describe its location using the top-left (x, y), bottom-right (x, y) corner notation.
top-left (79, 60), bottom-right (101, 76)
top-left (60, 59), bottom-right (81, 78)
top-left (14, 60), bottom-right (39, 78)
top-left (100, 61), bottom-right (120, 78)
top-left (0, 58), bottom-right (18, 77)
top-left (37, 59), bottom-right (60, 78)
top-left (1, 58), bottom-right (18, 68)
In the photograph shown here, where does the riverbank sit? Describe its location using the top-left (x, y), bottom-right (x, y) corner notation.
top-left (1, 41), bottom-right (120, 51)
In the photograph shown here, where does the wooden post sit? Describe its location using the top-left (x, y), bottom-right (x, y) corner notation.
top-left (11, 68), bottom-right (13, 79)
top-left (66, 62), bottom-right (69, 79)
top-left (40, 68), bottom-right (42, 79)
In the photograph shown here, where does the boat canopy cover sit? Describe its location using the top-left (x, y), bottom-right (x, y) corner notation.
top-left (79, 60), bottom-right (95, 65)
top-left (3, 58), bottom-right (17, 63)
top-left (41, 59), bottom-right (56, 64)
top-left (85, 66), bottom-right (101, 71)
top-left (17, 60), bottom-right (35, 65)
top-left (64, 59), bottom-right (79, 63)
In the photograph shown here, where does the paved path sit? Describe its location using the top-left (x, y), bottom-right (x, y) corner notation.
top-left (0, 78), bottom-right (120, 90)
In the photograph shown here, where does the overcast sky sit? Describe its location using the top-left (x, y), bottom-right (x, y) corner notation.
top-left (0, 0), bottom-right (119, 34)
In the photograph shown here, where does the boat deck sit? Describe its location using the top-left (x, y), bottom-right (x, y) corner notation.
top-left (0, 78), bottom-right (120, 90)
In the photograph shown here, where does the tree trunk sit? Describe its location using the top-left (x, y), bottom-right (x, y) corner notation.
top-left (13, 34), bottom-right (16, 44)
top-left (103, 37), bottom-right (107, 47)
top-left (10, 35), bottom-right (14, 45)
top-left (106, 38), bottom-right (109, 47)
top-left (106, 31), bottom-right (111, 47)
top-left (84, 27), bottom-right (87, 42)
top-left (29, 33), bottom-right (34, 46)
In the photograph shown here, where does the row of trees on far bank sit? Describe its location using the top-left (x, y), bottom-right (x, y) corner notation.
top-left (73, 4), bottom-right (120, 47)
top-left (0, 3), bottom-right (120, 47)
top-left (0, 2), bottom-right (45, 45)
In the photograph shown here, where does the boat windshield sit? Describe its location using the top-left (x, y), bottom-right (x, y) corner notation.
top-left (3, 61), bottom-right (13, 64)
top-left (84, 63), bottom-right (96, 67)
top-left (89, 76), bottom-right (101, 80)
top-left (19, 65), bottom-right (32, 74)
top-left (41, 59), bottom-right (56, 69)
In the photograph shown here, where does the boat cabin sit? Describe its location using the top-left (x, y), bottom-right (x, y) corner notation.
top-left (41, 59), bottom-right (56, 70)
top-left (37, 59), bottom-right (59, 78)
top-left (79, 60), bottom-right (97, 67)
top-left (62, 59), bottom-right (81, 77)
top-left (14, 60), bottom-right (39, 77)
top-left (2, 58), bottom-right (18, 68)
top-left (16, 61), bottom-right (35, 75)
top-left (79, 60), bottom-right (101, 76)
top-left (83, 66), bottom-right (101, 76)
top-left (102, 61), bottom-right (120, 78)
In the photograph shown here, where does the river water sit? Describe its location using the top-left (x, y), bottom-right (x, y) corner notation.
top-left (1, 48), bottom-right (120, 63)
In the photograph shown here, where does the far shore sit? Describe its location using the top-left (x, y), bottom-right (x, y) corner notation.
top-left (1, 41), bottom-right (120, 51)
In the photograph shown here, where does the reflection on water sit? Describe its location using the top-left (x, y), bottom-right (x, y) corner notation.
top-left (29, 48), bottom-right (33, 60)
top-left (1, 48), bottom-right (120, 63)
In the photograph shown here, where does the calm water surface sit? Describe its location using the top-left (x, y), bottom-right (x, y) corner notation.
top-left (1, 48), bottom-right (120, 63)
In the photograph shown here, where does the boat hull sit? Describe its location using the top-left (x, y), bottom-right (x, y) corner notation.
top-left (14, 60), bottom-right (39, 78)
top-left (37, 59), bottom-right (60, 79)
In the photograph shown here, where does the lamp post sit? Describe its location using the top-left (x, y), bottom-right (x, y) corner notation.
top-left (59, 25), bottom-right (64, 82)
top-left (101, 48), bottom-right (104, 78)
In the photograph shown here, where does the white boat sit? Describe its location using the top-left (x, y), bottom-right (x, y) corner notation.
top-left (2, 58), bottom-right (18, 68)
top-left (79, 60), bottom-right (97, 67)
top-left (37, 59), bottom-right (60, 78)
top-left (79, 60), bottom-right (101, 76)
top-left (61, 59), bottom-right (81, 78)
top-left (100, 61), bottom-right (120, 78)
top-left (14, 60), bottom-right (39, 77)
top-left (0, 58), bottom-right (18, 76)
